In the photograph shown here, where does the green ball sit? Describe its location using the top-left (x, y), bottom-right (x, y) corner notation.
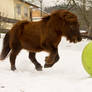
top-left (82, 41), bottom-right (92, 76)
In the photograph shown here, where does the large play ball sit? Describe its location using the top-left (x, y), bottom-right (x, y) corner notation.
top-left (82, 41), bottom-right (92, 76)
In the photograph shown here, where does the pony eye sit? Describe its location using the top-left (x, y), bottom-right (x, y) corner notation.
top-left (71, 22), bottom-right (77, 25)
top-left (70, 25), bottom-right (74, 29)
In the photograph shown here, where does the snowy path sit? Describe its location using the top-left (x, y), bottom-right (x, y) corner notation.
top-left (0, 35), bottom-right (91, 92)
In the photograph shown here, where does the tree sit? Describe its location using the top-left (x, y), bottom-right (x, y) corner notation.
top-left (70, 0), bottom-right (92, 36)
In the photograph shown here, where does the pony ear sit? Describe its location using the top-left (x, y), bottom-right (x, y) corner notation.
top-left (42, 15), bottom-right (50, 21)
top-left (64, 13), bottom-right (77, 23)
top-left (59, 10), bottom-right (77, 23)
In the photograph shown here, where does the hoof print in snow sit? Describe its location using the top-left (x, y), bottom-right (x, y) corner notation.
top-left (1, 86), bottom-right (5, 88)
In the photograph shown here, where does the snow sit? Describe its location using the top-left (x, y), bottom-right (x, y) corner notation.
top-left (0, 34), bottom-right (92, 92)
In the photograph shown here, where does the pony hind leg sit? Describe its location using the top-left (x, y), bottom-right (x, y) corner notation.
top-left (10, 48), bottom-right (21, 71)
top-left (29, 52), bottom-right (42, 71)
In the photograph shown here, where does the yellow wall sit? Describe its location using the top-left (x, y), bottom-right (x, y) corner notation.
top-left (0, 0), bottom-right (14, 18)
top-left (0, 0), bottom-right (31, 29)
top-left (0, 0), bottom-right (47, 21)
top-left (14, 0), bottom-right (31, 20)
top-left (0, 0), bottom-right (31, 20)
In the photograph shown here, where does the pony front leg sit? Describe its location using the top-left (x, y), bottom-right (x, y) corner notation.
top-left (44, 48), bottom-right (60, 68)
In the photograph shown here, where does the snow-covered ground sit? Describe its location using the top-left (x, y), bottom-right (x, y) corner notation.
top-left (0, 34), bottom-right (91, 92)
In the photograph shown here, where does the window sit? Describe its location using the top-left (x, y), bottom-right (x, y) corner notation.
top-left (16, 4), bottom-right (21, 15)
top-left (24, 7), bottom-right (28, 17)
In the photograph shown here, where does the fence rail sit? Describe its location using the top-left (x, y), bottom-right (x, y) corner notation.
top-left (0, 16), bottom-right (19, 23)
top-left (0, 16), bottom-right (20, 33)
top-left (0, 28), bottom-right (9, 33)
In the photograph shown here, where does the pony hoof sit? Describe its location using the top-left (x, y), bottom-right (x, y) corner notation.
top-left (0, 55), bottom-right (4, 60)
top-left (44, 64), bottom-right (53, 68)
top-left (36, 67), bottom-right (42, 71)
top-left (11, 67), bottom-right (16, 71)
top-left (36, 65), bottom-right (42, 71)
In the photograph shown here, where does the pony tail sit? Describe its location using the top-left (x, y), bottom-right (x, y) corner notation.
top-left (0, 32), bottom-right (11, 60)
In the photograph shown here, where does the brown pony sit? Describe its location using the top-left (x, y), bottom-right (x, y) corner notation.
top-left (0, 10), bottom-right (82, 71)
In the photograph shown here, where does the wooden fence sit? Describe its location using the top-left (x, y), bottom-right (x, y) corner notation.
top-left (0, 16), bottom-right (19, 33)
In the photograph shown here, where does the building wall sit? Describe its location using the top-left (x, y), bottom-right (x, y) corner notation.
top-left (0, 0), bottom-right (31, 20)
top-left (14, 0), bottom-right (31, 20)
top-left (0, 0), bottom-right (31, 30)
top-left (32, 8), bottom-right (47, 18)
top-left (32, 9), bottom-right (41, 17)
top-left (0, 0), bottom-right (14, 18)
